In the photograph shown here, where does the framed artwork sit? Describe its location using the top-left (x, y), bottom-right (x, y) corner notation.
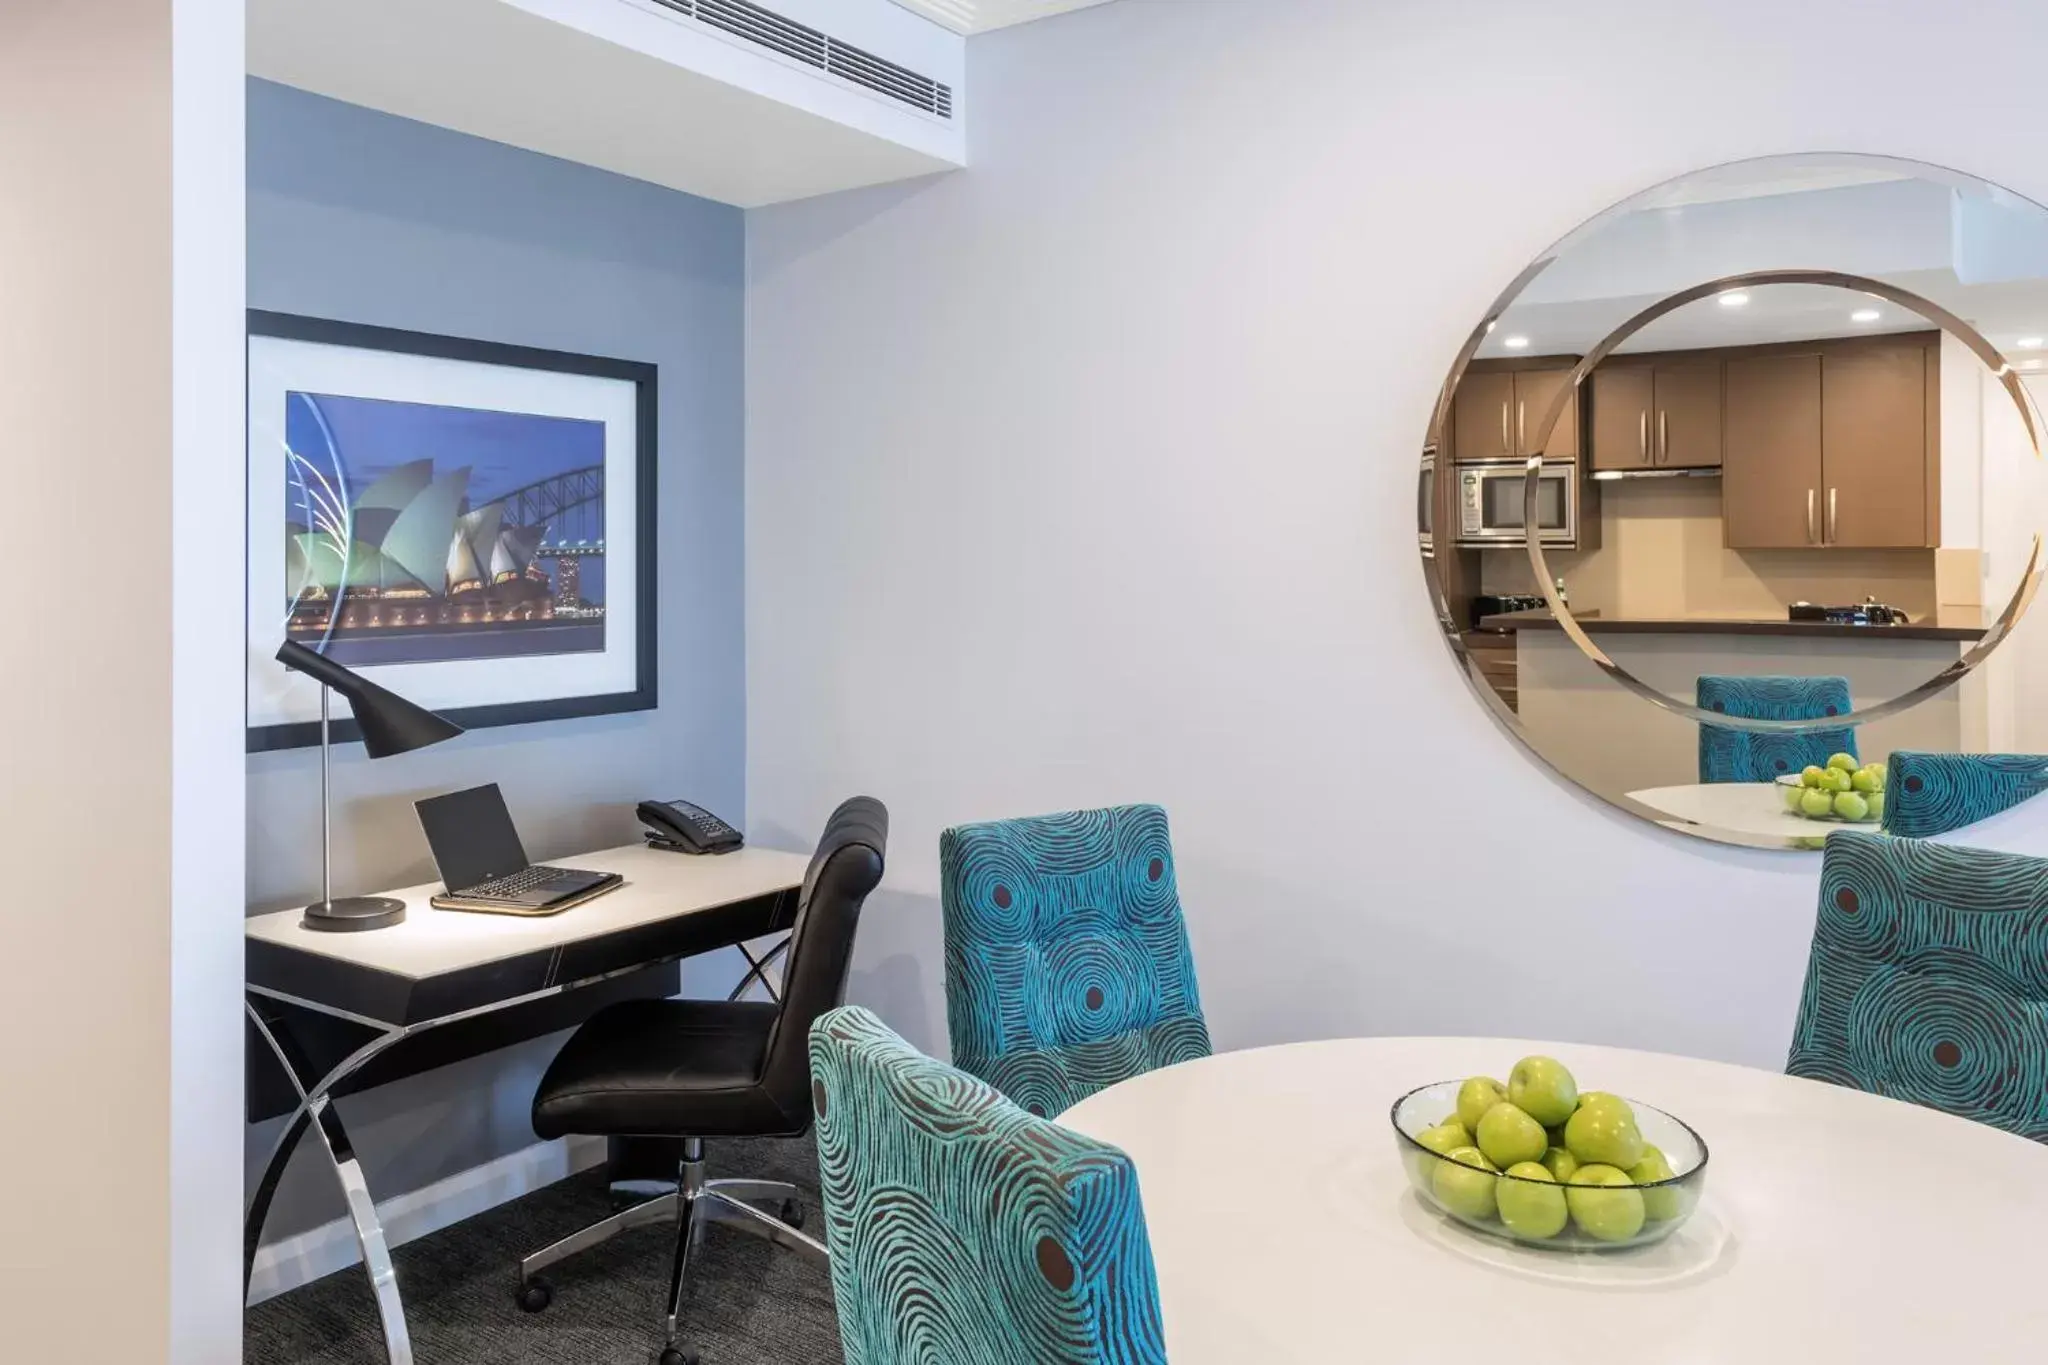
top-left (246, 311), bottom-right (657, 752)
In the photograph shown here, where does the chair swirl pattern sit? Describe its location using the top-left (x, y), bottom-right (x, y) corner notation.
top-left (1788, 831), bottom-right (2048, 1144)
top-left (809, 1006), bottom-right (1169, 1365)
top-left (1879, 752), bottom-right (2048, 838)
top-left (941, 805), bottom-right (1211, 1117)
top-left (1696, 674), bottom-right (1857, 783)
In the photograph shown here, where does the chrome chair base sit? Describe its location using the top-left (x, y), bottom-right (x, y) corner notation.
top-left (516, 1137), bottom-right (827, 1356)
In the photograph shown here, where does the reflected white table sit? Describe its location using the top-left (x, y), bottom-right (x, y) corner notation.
top-left (1058, 1038), bottom-right (2048, 1363)
top-left (1624, 780), bottom-right (1871, 842)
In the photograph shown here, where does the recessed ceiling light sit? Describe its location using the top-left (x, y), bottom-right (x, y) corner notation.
top-left (2020, 337), bottom-right (2044, 349)
top-left (1503, 335), bottom-right (1531, 350)
top-left (2024, 359), bottom-right (2043, 371)
top-left (1718, 292), bottom-right (1750, 308)
top-left (1851, 309), bottom-right (1882, 323)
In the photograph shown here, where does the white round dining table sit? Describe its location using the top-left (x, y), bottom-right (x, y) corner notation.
top-left (1056, 1037), bottom-right (2048, 1363)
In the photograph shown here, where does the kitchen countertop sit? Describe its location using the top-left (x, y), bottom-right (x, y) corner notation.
top-left (1476, 607), bottom-right (1987, 642)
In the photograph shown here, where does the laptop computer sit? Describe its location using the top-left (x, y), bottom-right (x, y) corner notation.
top-left (416, 784), bottom-right (623, 916)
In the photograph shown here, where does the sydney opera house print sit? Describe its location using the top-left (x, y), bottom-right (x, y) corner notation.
top-left (284, 392), bottom-right (607, 667)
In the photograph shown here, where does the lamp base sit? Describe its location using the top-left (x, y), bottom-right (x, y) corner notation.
top-left (302, 896), bottom-right (407, 933)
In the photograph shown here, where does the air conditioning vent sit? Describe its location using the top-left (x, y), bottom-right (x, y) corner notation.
top-left (652, 0), bottom-right (955, 119)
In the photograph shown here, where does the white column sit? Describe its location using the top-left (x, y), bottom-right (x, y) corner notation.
top-left (0, 2), bottom-right (246, 1360)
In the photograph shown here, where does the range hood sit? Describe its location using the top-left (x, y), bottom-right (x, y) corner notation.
top-left (1590, 467), bottom-right (1723, 481)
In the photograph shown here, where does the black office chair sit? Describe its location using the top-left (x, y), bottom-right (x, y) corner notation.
top-left (515, 796), bottom-right (887, 1365)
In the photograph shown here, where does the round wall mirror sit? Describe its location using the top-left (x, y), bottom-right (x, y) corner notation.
top-left (1423, 154), bottom-right (2048, 849)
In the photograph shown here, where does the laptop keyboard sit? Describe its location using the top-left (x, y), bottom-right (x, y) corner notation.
top-left (461, 865), bottom-right (568, 899)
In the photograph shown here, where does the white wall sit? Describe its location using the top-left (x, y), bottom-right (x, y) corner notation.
top-left (0, 1), bottom-right (245, 1359)
top-left (746, 0), bottom-right (2048, 1071)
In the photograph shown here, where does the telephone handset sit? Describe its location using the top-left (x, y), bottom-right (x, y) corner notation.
top-left (637, 799), bottom-right (744, 855)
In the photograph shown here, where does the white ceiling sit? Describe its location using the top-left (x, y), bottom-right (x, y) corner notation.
top-left (248, 0), bottom-right (963, 209)
top-left (1480, 166), bottom-right (2048, 363)
top-left (890, 0), bottom-right (1116, 34)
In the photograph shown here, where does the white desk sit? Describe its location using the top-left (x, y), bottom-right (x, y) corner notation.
top-left (244, 842), bottom-right (813, 1365)
top-left (1059, 1037), bottom-right (2048, 1363)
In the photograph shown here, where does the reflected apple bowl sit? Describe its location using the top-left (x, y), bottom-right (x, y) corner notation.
top-left (1391, 1080), bottom-right (1709, 1251)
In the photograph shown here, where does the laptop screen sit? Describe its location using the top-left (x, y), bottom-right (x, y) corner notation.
top-left (415, 784), bottom-right (531, 891)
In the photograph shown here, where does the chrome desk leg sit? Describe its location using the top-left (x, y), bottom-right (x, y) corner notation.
top-left (727, 936), bottom-right (791, 1002)
top-left (309, 1094), bottom-right (414, 1365)
top-left (244, 998), bottom-right (414, 1365)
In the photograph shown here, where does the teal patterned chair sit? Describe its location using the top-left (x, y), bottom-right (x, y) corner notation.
top-left (1697, 674), bottom-right (1857, 783)
top-left (809, 1006), bottom-right (1169, 1365)
top-left (1880, 752), bottom-right (2048, 837)
top-left (940, 805), bottom-right (1211, 1117)
top-left (1787, 831), bottom-right (2048, 1144)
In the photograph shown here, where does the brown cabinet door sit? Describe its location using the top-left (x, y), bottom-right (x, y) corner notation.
top-left (1453, 370), bottom-right (1516, 462)
top-left (1513, 368), bottom-right (1580, 459)
top-left (1653, 359), bottom-right (1724, 468)
top-left (1589, 365), bottom-right (1654, 470)
top-left (1723, 352), bottom-right (1822, 549)
top-left (1823, 343), bottom-right (1928, 547)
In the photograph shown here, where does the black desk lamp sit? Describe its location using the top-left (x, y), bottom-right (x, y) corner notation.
top-left (276, 639), bottom-right (464, 932)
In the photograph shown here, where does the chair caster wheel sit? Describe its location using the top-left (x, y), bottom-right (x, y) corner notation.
top-left (780, 1199), bottom-right (804, 1229)
top-left (516, 1278), bottom-right (553, 1313)
top-left (657, 1348), bottom-right (699, 1365)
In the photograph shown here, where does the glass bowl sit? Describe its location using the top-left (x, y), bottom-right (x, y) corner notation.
top-left (1390, 1080), bottom-right (1708, 1251)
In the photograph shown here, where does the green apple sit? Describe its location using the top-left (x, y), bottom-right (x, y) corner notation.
top-left (1867, 791), bottom-right (1885, 822)
top-left (1800, 789), bottom-right (1836, 818)
top-left (1540, 1145), bottom-right (1579, 1183)
top-left (1567, 1165), bottom-right (1646, 1242)
top-left (1783, 784), bottom-right (1808, 812)
top-left (1627, 1144), bottom-right (1685, 1221)
top-left (1574, 1091), bottom-right (1631, 1119)
top-left (1507, 1056), bottom-right (1579, 1127)
top-left (1477, 1102), bottom-right (1548, 1169)
top-left (1431, 1146), bottom-right (1499, 1221)
top-left (1828, 752), bottom-right (1858, 773)
top-left (1801, 765), bottom-right (1827, 788)
top-left (1851, 767), bottom-right (1881, 793)
top-left (1565, 1098), bottom-right (1645, 1169)
top-left (1867, 761), bottom-right (1888, 787)
top-left (1415, 1122), bottom-right (1470, 1156)
top-left (1823, 768), bottom-right (1853, 794)
top-left (1455, 1077), bottom-right (1507, 1133)
top-left (1833, 791), bottom-right (1870, 822)
top-left (1497, 1162), bottom-right (1569, 1239)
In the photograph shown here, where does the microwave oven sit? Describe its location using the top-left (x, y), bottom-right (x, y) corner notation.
top-left (1454, 459), bottom-right (1593, 548)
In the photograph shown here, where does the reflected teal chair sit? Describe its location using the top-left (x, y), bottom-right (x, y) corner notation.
top-left (940, 805), bottom-right (1210, 1118)
top-left (1787, 831), bottom-right (2048, 1145)
top-left (1880, 752), bottom-right (2048, 837)
top-left (809, 1006), bottom-right (1169, 1365)
top-left (1697, 674), bottom-right (1856, 783)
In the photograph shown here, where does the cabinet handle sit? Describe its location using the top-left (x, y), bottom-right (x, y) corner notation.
top-left (1502, 401), bottom-right (1510, 455)
top-left (1828, 487), bottom-right (1838, 543)
top-left (1518, 400), bottom-right (1527, 454)
top-left (1639, 411), bottom-right (1648, 463)
top-left (1807, 489), bottom-right (1817, 545)
top-left (1659, 410), bottom-right (1669, 465)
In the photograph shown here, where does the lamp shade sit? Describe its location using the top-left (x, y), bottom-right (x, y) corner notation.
top-left (276, 639), bottom-right (465, 758)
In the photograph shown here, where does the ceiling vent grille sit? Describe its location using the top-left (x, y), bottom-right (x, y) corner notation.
top-left (652, 0), bottom-right (954, 119)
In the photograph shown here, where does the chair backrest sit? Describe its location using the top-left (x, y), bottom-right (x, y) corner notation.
top-left (1788, 830), bottom-right (2048, 1144)
top-left (1880, 752), bottom-right (2048, 837)
top-left (1696, 674), bottom-right (1856, 783)
top-left (809, 1006), bottom-right (1169, 1365)
top-left (939, 804), bottom-right (1210, 1118)
top-left (757, 796), bottom-right (889, 1125)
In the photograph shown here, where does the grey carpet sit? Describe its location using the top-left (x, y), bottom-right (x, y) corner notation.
top-left (245, 1135), bottom-right (844, 1365)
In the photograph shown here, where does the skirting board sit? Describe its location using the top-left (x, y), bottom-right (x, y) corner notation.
top-left (248, 1134), bottom-right (609, 1305)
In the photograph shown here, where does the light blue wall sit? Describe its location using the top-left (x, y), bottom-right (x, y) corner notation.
top-left (245, 78), bottom-right (747, 1240)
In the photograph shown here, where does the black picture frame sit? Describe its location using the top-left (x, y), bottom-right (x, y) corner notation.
top-left (245, 310), bottom-right (658, 753)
